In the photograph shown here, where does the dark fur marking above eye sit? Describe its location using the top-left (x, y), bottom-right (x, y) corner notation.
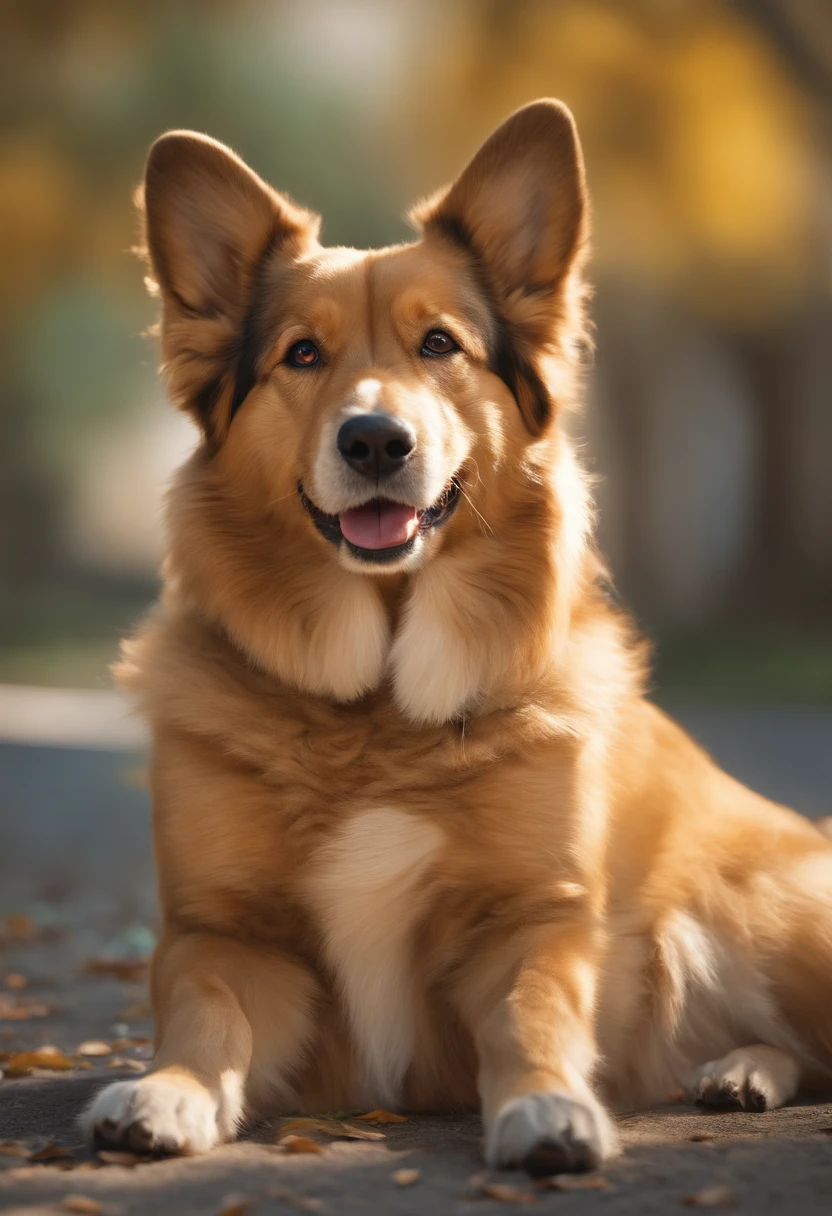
top-left (490, 322), bottom-right (552, 431)
top-left (227, 229), bottom-right (282, 424)
top-left (428, 212), bottom-right (552, 433)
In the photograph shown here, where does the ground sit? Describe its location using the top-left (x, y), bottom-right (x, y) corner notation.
top-left (1, 703), bottom-right (831, 1215)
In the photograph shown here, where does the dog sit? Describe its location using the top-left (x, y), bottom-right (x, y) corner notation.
top-left (83, 100), bottom-right (832, 1174)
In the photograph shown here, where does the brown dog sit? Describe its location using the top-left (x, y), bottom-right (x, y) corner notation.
top-left (83, 100), bottom-right (832, 1174)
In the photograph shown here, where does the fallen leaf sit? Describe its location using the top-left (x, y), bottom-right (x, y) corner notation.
top-left (278, 1135), bottom-right (324, 1155)
top-left (3, 973), bottom-right (27, 990)
top-left (0, 998), bottom-right (50, 1021)
top-left (28, 1142), bottom-right (74, 1163)
top-left (683, 1185), bottom-right (739, 1208)
top-left (267, 1188), bottom-right (325, 1212)
top-left (392, 1168), bottom-right (421, 1186)
top-left (668, 1088), bottom-right (687, 1103)
top-left (2, 915), bottom-right (36, 942)
top-left (471, 1172), bottom-right (535, 1201)
top-left (110, 1036), bottom-right (151, 1050)
top-left (218, 1197), bottom-right (252, 1216)
top-left (62, 1198), bottom-right (103, 1214)
top-left (277, 1117), bottom-right (384, 1141)
top-left (3, 1049), bottom-right (75, 1076)
top-left (107, 1056), bottom-right (146, 1072)
top-left (85, 959), bottom-right (149, 982)
top-left (97, 1150), bottom-right (148, 1167)
top-left (536, 1174), bottom-right (610, 1191)
top-left (118, 1002), bottom-right (152, 1021)
top-left (0, 1140), bottom-right (29, 1157)
top-left (357, 1109), bottom-right (408, 1124)
top-left (77, 1041), bottom-right (113, 1057)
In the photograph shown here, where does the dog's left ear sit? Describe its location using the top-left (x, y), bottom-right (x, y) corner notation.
top-left (412, 100), bottom-right (588, 434)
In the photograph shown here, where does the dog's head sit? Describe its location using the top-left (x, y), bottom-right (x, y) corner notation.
top-left (141, 101), bottom-right (595, 721)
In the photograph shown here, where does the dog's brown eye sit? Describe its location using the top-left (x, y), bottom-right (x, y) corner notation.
top-left (287, 340), bottom-right (320, 368)
top-left (421, 330), bottom-right (458, 357)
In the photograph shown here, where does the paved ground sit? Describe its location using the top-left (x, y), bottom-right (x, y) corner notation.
top-left (0, 700), bottom-right (830, 1214)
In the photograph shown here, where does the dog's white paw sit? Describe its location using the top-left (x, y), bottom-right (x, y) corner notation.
top-left (485, 1090), bottom-right (618, 1175)
top-left (693, 1045), bottom-right (801, 1113)
top-left (81, 1076), bottom-right (222, 1155)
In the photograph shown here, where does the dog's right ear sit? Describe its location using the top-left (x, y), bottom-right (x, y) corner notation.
top-left (140, 132), bottom-right (320, 439)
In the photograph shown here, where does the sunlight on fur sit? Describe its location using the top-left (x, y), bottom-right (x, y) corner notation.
top-left (82, 99), bottom-right (832, 1174)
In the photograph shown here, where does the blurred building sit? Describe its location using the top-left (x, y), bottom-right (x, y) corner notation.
top-left (0, 0), bottom-right (830, 692)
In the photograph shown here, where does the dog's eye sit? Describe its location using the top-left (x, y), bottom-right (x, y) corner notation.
top-left (421, 330), bottom-right (458, 357)
top-left (287, 340), bottom-right (320, 368)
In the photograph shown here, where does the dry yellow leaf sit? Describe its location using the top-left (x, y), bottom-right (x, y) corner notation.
top-left (469, 1173), bottom-right (536, 1203)
top-left (683, 1185), bottom-right (739, 1208)
top-left (4, 1049), bottom-right (74, 1076)
top-left (357, 1109), bottom-right (408, 1124)
top-left (63, 1197), bottom-right (103, 1214)
top-left (110, 1036), bottom-right (151, 1051)
top-left (278, 1135), bottom-right (324, 1155)
top-left (0, 999), bottom-right (50, 1021)
top-left (267, 1189), bottom-right (324, 1212)
top-left (77, 1041), bottom-right (112, 1057)
top-left (278, 1117), bottom-right (384, 1141)
top-left (118, 1002), bottom-right (152, 1021)
top-left (218, 1195), bottom-right (252, 1216)
top-left (392, 1168), bottom-right (421, 1186)
top-left (471, 1178), bottom-right (537, 1203)
top-left (107, 1056), bottom-right (146, 1072)
top-left (97, 1149), bottom-right (146, 1167)
top-left (3, 915), bottom-right (36, 941)
top-left (28, 1142), bottom-right (74, 1162)
top-left (0, 1140), bottom-right (29, 1157)
top-left (536, 1174), bottom-right (610, 1191)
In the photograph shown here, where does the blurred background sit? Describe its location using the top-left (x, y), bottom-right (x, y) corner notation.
top-left (1, 0), bottom-right (831, 701)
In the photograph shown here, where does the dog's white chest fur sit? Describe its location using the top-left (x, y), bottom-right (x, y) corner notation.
top-left (305, 808), bottom-right (443, 1105)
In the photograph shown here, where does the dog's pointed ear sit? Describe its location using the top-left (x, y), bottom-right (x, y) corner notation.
top-left (412, 100), bottom-right (588, 434)
top-left (139, 131), bottom-right (320, 438)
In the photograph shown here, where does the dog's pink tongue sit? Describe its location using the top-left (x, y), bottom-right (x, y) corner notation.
top-left (339, 500), bottom-right (420, 549)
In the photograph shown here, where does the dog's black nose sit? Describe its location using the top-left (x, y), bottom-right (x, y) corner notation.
top-left (337, 413), bottom-right (416, 478)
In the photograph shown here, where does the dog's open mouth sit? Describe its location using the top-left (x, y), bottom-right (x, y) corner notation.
top-left (299, 478), bottom-right (461, 564)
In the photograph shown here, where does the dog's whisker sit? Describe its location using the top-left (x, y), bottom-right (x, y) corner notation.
top-left (458, 485), bottom-right (494, 537)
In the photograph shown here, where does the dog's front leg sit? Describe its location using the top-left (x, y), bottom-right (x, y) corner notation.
top-left (456, 923), bottom-right (617, 1174)
top-left (82, 931), bottom-right (317, 1154)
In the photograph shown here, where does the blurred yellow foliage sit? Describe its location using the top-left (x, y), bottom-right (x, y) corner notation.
top-left (402, 0), bottom-right (815, 323)
top-left (0, 140), bottom-right (78, 325)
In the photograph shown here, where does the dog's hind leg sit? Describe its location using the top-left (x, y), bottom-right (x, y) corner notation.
top-left (692, 843), bottom-right (832, 1114)
top-left (761, 849), bottom-right (832, 1090)
top-left (81, 931), bottom-right (318, 1154)
top-left (693, 1044), bottom-right (801, 1111)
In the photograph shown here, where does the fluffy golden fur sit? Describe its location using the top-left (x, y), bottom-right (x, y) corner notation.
top-left (83, 100), bottom-right (832, 1173)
